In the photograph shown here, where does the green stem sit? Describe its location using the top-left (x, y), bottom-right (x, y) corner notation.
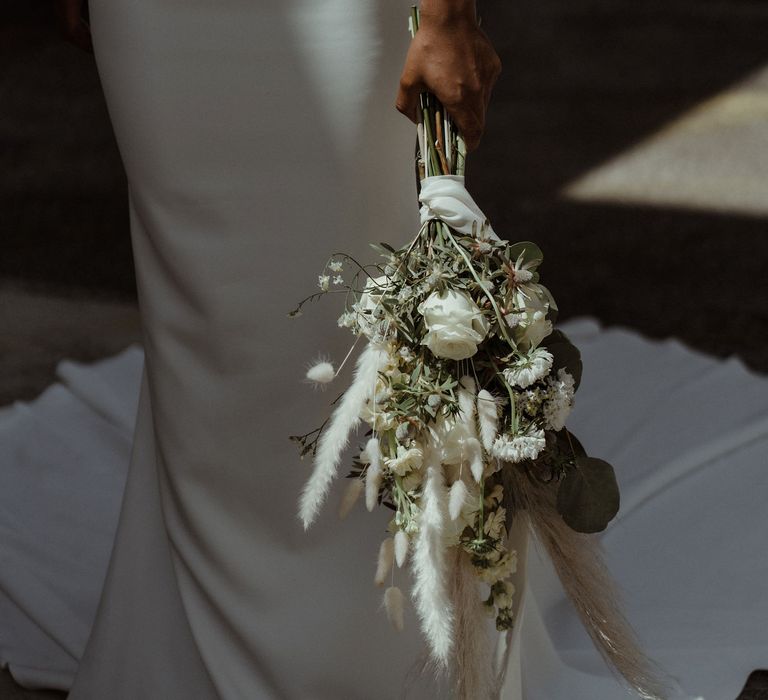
top-left (441, 222), bottom-right (516, 349)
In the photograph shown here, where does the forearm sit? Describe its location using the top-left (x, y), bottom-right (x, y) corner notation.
top-left (419, 0), bottom-right (477, 24)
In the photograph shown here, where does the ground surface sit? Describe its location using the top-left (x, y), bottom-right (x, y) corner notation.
top-left (1, 0), bottom-right (767, 697)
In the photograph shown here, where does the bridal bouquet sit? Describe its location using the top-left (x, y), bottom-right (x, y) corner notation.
top-left (291, 8), bottom-right (665, 699)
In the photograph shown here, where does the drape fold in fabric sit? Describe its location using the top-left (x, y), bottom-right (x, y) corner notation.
top-left (418, 175), bottom-right (501, 241)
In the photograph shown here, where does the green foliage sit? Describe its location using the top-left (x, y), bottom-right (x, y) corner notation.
top-left (556, 457), bottom-right (620, 533)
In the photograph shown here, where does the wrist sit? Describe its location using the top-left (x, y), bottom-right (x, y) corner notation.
top-left (419, 0), bottom-right (477, 26)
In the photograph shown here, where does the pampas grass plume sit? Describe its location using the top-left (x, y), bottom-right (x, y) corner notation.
top-left (394, 530), bottom-right (409, 567)
top-left (299, 344), bottom-right (384, 529)
top-left (448, 479), bottom-right (469, 521)
top-left (338, 479), bottom-right (363, 520)
top-left (384, 586), bottom-right (405, 632)
top-left (374, 537), bottom-right (395, 586)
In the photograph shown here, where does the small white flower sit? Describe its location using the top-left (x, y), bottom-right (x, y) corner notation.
top-left (491, 429), bottom-right (546, 463)
top-left (329, 260), bottom-right (343, 273)
top-left (385, 443), bottom-right (424, 476)
top-left (318, 274), bottom-right (330, 291)
top-left (514, 269), bottom-right (533, 283)
top-left (397, 286), bottom-right (413, 303)
top-left (337, 311), bottom-right (357, 329)
top-left (332, 275), bottom-right (344, 285)
top-left (543, 368), bottom-right (576, 431)
top-left (477, 551), bottom-right (517, 584)
top-left (427, 393), bottom-right (442, 408)
top-left (395, 422), bottom-right (410, 441)
top-left (360, 400), bottom-right (397, 431)
top-left (494, 580), bottom-right (516, 609)
top-left (398, 346), bottom-right (415, 362)
top-left (503, 348), bottom-right (554, 388)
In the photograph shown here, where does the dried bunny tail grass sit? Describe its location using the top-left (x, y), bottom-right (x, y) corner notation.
top-left (412, 454), bottom-right (454, 666)
top-left (458, 375), bottom-right (477, 427)
top-left (384, 586), bottom-right (405, 632)
top-left (337, 478), bottom-right (363, 520)
top-left (365, 437), bottom-right (383, 512)
top-left (449, 547), bottom-right (496, 700)
top-left (467, 437), bottom-right (484, 483)
top-left (394, 530), bottom-right (410, 567)
top-left (374, 537), bottom-right (395, 586)
top-left (502, 465), bottom-right (671, 700)
top-left (299, 343), bottom-right (387, 529)
top-left (448, 479), bottom-right (469, 521)
top-left (476, 389), bottom-right (498, 452)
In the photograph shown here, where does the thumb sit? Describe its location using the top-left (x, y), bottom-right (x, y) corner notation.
top-left (395, 75), bottom-right (423, 124)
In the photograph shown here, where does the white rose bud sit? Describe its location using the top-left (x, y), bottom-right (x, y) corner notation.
top-left (418, 289), bottom-right (489, 361)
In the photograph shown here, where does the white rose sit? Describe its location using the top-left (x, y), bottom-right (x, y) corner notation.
top-left (418, 289), bottom-right (489, 360)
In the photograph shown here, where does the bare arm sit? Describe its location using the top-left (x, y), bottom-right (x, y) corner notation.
top-left (396, 0), bottom-right (501, 153)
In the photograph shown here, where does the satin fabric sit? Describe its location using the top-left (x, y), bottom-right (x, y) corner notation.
top-left (70, 2), bottom-right (445, 698)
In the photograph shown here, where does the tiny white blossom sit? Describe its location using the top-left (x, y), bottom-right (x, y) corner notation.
top-left (514, 269), bottom-right (533, 283)
top-left (503, 348), bottom-right (553, 388)
top-left (477, 551), bottom-right (517, 584)
top-left (318, 274), bottom-right (330, 291)
top-left (337, 311), bottom-right (356, 329)
top-left (543, 368), bottom-right (576, 430)
top-left (491, 429), bottom-right (546, 463)
top-left (397, 286), bottom-right (413, 303)
top-left (329, 260), bottom-right (343, 273)
top-left (398, 346), bottom-right (415, 362)
top-left (494, 580), bottom-right (516, 609)
top-left (332, 275), bottom-right (344, 285)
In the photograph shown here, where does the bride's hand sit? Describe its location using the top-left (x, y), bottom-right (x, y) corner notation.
top-left (395, 0), bottom-right (501, 153)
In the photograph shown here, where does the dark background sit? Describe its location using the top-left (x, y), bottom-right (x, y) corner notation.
top-left (1, 0), bottom-right (767, 697)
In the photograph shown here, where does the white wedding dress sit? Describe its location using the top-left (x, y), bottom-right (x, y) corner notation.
top-left (1, 2), bottom-right (767, 699)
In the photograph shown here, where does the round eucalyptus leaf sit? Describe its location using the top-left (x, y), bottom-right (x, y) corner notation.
top-left (553, 428), bottom-right (587, 460)
top-left (556, 457), bottom-right (620, 533)
top-left (507, 241), bottom-right (544, 269)
top-left (545, 330), bottom-right (583, 390)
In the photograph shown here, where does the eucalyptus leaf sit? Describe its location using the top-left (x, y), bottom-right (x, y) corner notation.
top-left (556, 457), bottom-right (620, 533)
top-left (545, 330), bottom-right (583, 390)
top-left (507, 241), bottom-right (543, 268)
top-left (551, 428), bottom-right (587, 461)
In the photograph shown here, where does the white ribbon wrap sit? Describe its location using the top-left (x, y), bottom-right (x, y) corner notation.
top-left (418, 175), bottom-right (501, 242)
